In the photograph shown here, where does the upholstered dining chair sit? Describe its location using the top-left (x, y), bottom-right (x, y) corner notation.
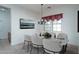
top-left (30, 33), bottom-right (43, 54)
top-left (50, 32), bottom-right (56, 39)
top-left (43, 39), bottom-right (62, 54)
top-left (57, 33), bottom-right (68, 53)
top-left (23, 35), bottom-right (32, 52)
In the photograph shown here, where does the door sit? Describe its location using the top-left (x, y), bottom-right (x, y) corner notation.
top-left (0, 6), bottom-right (11, 40)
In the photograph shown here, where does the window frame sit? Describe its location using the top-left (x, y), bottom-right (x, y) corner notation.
top-left (53, 20), bottom-right (62, 32)
top-left (44, 19), bottom-right (62, 32)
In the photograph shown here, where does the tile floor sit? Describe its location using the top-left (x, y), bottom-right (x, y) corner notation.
top-left (0, 39), bottom-right (78, 54)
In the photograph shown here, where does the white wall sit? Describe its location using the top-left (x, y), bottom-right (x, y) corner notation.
top-left (0, 6), bottom-right (11, 39)
top-left (1, 4), bottom-right (39, 45)
top-left (2, 4), bottom-right (79, 47)
top-left (43, 4), bottom-right (79, 46)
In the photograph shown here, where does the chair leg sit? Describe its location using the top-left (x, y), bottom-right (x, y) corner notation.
top-left (30, 45), bottom-right (33, 54)
top-left (63, 44), bottom-right (67, 53)
top-left (23, 40), bottom-right (26, 49)
top-left (43, 48), bottom-right (45, 54)
top-left (26, 42), bottom-right (29, 52)
top-left (60, 44), bottom-right (67, 54)
top-left (37, 47), bottom-right (39, 54)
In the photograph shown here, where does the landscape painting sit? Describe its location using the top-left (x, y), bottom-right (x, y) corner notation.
top-left (20, 18), bottom-right (35, 29)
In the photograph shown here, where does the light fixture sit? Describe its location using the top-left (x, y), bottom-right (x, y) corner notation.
top-left (38, 4), bottom-right (45, 25)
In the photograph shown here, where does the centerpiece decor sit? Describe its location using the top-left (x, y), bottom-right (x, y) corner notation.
top-left (42, 32), bottom-right (52, 39)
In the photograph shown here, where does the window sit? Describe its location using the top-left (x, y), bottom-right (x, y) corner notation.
top-left (45, 20), bottom-right (62, 32)
top-left (53, 20), bottom-right (61, 32)
top-left (45, 20), bottom-right (52, 32)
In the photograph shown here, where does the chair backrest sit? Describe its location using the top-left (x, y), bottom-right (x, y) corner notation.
top-left (24, 35), bottom-right (31, 41)
top-left (57, 33), bottom-right (68, 45)
top-left (31, 33), bottom-right (43, 46)
top-left (51, 33), bottom-right (56, 39)
top-left (57, 33), bottom-right (68, 39)
top-left (43, 39), bottom-right (62, 53)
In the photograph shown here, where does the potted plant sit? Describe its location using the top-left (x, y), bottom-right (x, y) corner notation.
top-left (42, 32), bottom-right (52, 39)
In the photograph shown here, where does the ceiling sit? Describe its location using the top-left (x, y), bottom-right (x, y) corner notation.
top-left (18, 4), bottom-right (41, 13)
top-left (18, 4), bottom-right (64, 14)
top-left (17, 4), bottom-right (75, 14)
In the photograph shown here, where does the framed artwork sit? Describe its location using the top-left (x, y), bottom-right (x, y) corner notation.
top-left (20, 18), bottom-right (35, 29)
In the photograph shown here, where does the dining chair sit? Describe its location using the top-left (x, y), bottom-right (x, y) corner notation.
top-left (51, 32), bottom-right (56, 39)
top-left (30, 33), bottom-right (43, 54)
top-left (23, 35), bottom-right (32, 52)
top-left (43, 39), bottom-right (62, 54)
top-left (57, 33), bottom-right (68, 53)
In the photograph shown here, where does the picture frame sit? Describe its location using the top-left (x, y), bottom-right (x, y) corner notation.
top-left (20, 18), bottom-right (35, 29)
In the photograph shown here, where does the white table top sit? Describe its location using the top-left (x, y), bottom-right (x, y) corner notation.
top-left (39, 36), bottom-right (68, 46)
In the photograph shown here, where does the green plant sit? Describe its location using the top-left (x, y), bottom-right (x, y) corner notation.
top-left (42, 32), bottom-right (51, 39)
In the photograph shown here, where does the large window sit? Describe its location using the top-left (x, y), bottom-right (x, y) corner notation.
top-left (53, 20), bottom-right (61, 32)
top-left (45, 20), bottom-right (52, 32)
top-left (45, 20), bottom-right (62, 32)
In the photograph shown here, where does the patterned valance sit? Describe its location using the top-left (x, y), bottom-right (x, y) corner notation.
top-left (42, 13), bottom-right (63, 21)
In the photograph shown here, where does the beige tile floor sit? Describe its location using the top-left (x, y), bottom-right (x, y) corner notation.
top-left (0, 39), bottom-right (26, 54)
top-left (0, 39), bottom-right (78, 54)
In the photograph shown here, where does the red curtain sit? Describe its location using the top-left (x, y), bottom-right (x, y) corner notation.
top-left (42, 13), bottom-right (63, 21)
